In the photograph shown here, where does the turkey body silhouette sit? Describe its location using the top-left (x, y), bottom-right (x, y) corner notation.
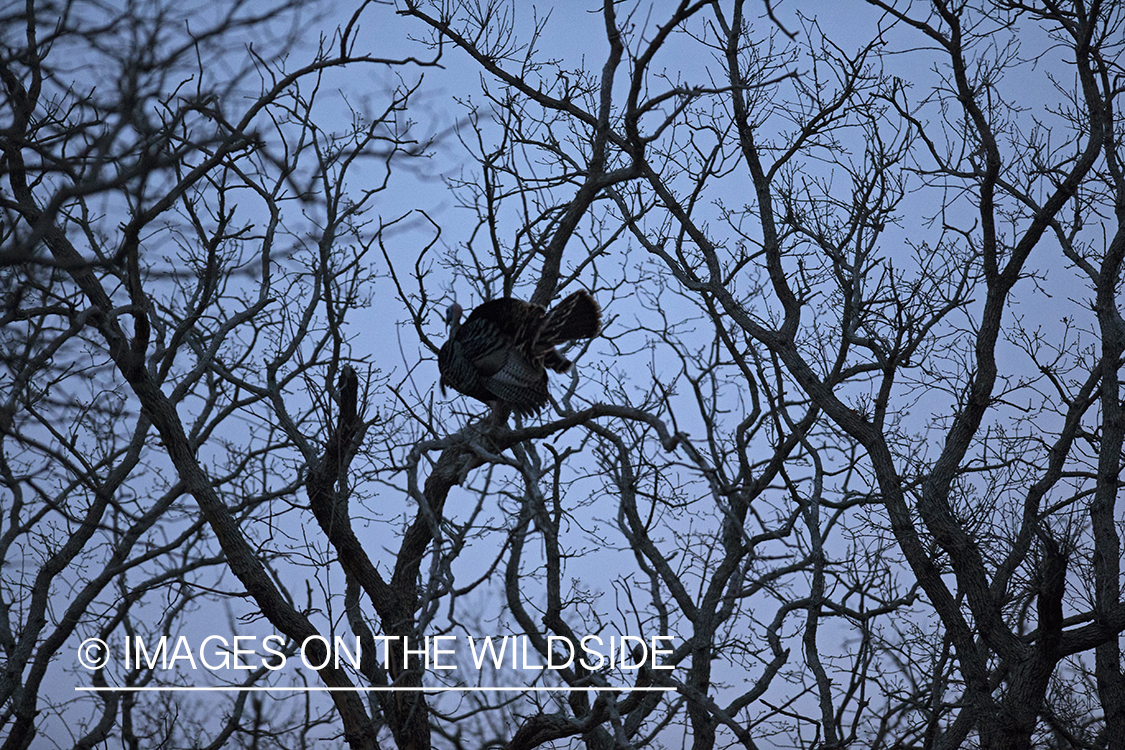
top-left (438, 290), bottom-right (601, 417)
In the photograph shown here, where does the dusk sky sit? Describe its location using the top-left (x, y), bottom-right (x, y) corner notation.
top-left (2, 1), bottom-right (1122, 749)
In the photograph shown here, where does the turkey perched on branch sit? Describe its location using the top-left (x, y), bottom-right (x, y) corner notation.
top-left (438, 290), bottom-right (601, 418)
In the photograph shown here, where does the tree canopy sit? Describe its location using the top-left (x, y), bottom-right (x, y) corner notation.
top-left (2, 1), bottom-right (1123, 749)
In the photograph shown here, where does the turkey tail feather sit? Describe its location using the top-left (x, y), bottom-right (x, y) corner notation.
top-left (540, 290), bottom-right (600, 344)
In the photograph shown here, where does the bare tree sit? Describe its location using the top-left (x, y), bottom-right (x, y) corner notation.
top-left (3, 1), bottom-right (1123, 750)
top-left (393, 0), bottom-right (1125, 749)
top-left (1, 1), bottom-right (439, 748)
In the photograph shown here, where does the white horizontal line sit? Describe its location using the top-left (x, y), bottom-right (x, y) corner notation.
top-left (76, 686), bottom-right (676, 693)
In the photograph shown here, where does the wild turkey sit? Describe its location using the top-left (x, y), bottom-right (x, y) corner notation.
top-left (438, 290), bottom-right (600, 417)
